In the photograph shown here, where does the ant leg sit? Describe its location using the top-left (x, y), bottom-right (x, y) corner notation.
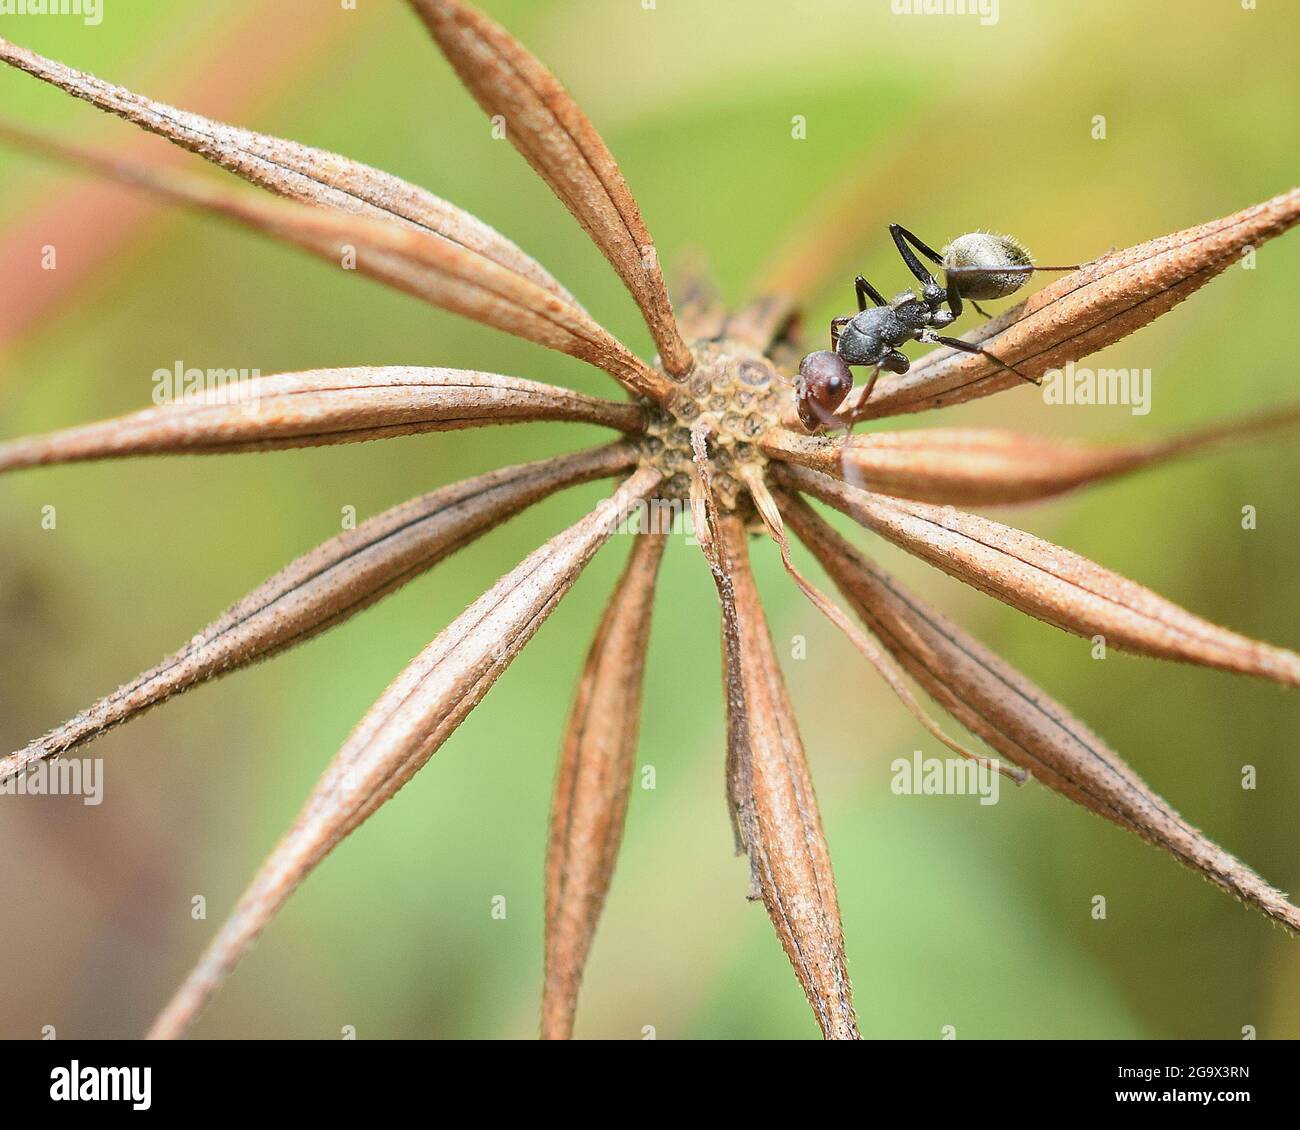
top-left (841, 350), bottom-right (907, 425)
top-left (859, 365), bottom-right (882, 405)
top-left (844, 366), bottom-right (881, 436)
top-left (889, 223), bottom-right (942, 288)
top-left (830, 316), bottom-right (850, 349)
top-left (969, 298), bottom-right (993, 320)
top-left (854, 275), bottom-right (888, 311)
top-left (946, 263), bottom-right (1083, 281)
top-left (879, 348), bottom-right (910, 375)
top-left (931, 334), bottom-right (1040, 386)
top-left (943, 274), bottom-right (964, 319)
top-left (890, 223), bottom-right (946, 268)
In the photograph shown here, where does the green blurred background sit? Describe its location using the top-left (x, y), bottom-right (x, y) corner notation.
top-left (1, 0), bottom-right (1297, 1040)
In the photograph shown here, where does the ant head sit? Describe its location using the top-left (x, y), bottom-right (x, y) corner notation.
top-left (942, 231), bottom-right (1034, 301)
top-left (795, 350), bottom-right (853, 431)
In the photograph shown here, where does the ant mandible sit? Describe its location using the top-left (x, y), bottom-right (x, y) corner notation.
top-left (793, 224), bottom-right (1079, 431)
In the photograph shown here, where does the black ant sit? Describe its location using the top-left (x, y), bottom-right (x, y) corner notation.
top-left (793, 224), bottom-right (1080, 431)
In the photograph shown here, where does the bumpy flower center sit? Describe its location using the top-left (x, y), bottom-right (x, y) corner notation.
top-left (638, 339), bottom-right (787, 509)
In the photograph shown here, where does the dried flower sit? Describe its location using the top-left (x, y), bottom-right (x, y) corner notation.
top-left (1, 0), bottom-right (1297, 1040)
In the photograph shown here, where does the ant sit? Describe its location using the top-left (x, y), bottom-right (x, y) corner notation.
top-left (793, 224), bottom-right (1080, 431)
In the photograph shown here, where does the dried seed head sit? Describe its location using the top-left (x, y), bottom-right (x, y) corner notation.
top-left (639, 340), bottom-right (784, 508)
top-left (3, 0), bottom-right (1298, 1046)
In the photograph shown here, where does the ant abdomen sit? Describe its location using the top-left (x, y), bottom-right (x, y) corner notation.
top-left (942, 231), bottom-right (1034, 301)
